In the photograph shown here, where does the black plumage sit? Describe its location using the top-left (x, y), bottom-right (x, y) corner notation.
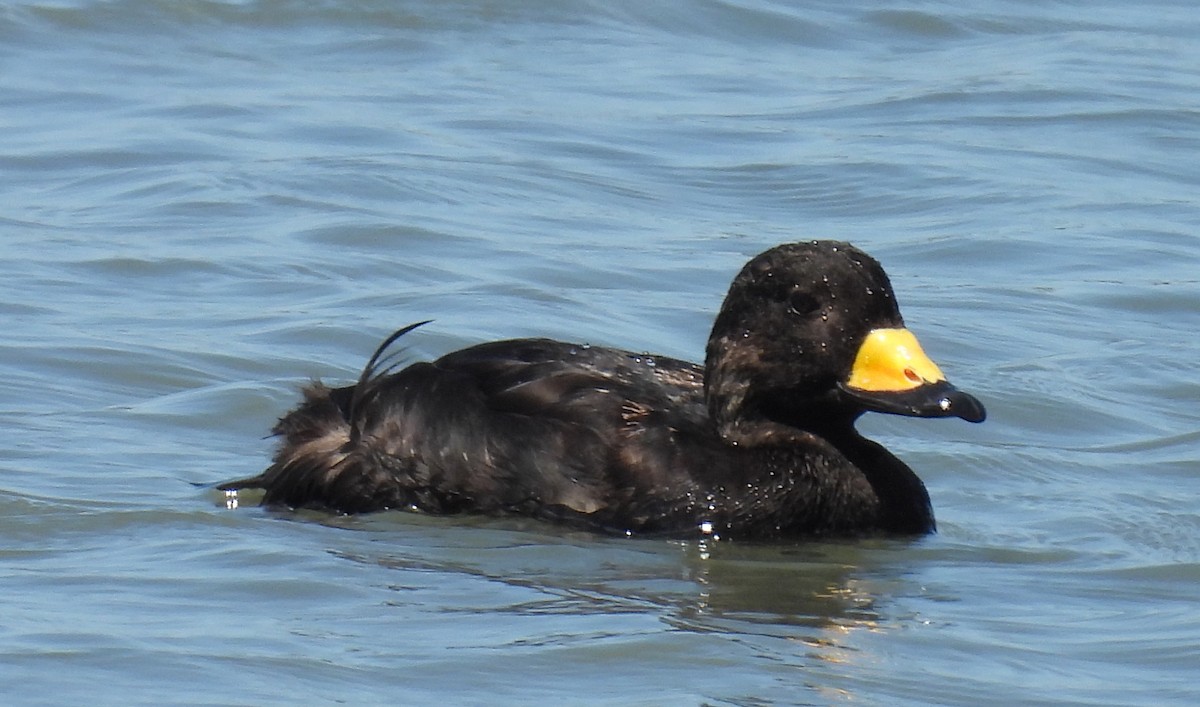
top-left (220, 241), bottom-right (984, 538)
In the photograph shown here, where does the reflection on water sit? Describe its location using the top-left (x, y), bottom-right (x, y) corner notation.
top-left (675, 539), bottom-right (884, 632)
top-left (332, 514), bottom-right (908, 671)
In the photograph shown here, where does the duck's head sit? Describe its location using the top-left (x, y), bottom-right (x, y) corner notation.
top-left (705, 240), bottom-right (985, 439)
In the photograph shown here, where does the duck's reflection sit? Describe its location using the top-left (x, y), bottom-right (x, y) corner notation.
top-left (667, 537), bottom-right (889, 633)
top-left (328, 513), bottom-right (922, 657)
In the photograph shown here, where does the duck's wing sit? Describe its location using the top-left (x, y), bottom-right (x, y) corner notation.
top-left (411, 339), bottom-right (721, 530)
top-left (228, 327), bottom-right (711, 521)
top-left (433, 338), bottom-right (706, 423)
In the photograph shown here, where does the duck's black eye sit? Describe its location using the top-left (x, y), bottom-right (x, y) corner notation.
top-left (787, 289), bottom-right (820, 317)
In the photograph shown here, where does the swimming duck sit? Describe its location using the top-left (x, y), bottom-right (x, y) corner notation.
top-left (220, 241), bottom-right (984, 538)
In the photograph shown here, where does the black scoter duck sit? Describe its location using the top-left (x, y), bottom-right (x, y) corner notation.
top-left (221, 241), bottom-right (984, 538)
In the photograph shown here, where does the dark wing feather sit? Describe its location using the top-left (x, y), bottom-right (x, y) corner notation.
top-left (226, 325), bottom-right (720, 526)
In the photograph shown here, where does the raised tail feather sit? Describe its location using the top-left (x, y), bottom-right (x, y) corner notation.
top-left (346, 320), bottom-right (431, 443)
top-left (219, 321), bottom-right (432, 508)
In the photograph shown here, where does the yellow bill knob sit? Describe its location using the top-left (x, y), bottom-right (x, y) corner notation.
top-left (845, 328), bottom-right (946, 392)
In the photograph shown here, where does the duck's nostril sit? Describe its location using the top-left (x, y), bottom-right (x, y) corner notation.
top-left (904, 367), bottom-right (921, 383)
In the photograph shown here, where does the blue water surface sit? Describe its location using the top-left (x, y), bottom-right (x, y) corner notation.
top-left (2, 1), bottom-right (1199, 704)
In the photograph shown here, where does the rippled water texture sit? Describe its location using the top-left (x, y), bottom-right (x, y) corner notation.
top-left (3, 1), bottom-right (1199, 704)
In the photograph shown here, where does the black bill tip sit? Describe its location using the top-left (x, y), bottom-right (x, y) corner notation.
top-left (840, 380), bottom-right (986, 423)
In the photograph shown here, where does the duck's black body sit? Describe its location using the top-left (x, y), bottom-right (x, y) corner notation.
top-left (221, 241), bottom-right (984, 539)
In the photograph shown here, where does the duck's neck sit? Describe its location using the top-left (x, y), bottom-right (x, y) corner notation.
top-left (704, 331), bottom-right (829, 445)
top-left (704, 333), bottom-right (789, 441)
